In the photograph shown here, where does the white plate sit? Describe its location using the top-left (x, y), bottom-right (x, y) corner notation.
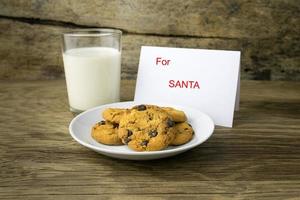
top-left (69, 101), bottom-right (214, 160)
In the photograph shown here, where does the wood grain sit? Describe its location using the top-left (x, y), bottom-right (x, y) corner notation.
top-left (0, 80), bottom-right (300, 199)
top-left (0, 19), bottom-right (299, 81)
top-left (0, 0), bottom-right (299, 39)
top-left (0, 0), bottom-right (299, 81)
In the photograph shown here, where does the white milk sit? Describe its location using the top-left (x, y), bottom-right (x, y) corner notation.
top-left (63, 47), bottom-right (121, 111)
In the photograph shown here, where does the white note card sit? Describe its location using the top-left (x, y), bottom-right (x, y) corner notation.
top-left (134, 46), bottom-right (241, 127)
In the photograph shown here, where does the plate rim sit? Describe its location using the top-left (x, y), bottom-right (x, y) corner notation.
top-left (69, 101), bottom-right (214, 156)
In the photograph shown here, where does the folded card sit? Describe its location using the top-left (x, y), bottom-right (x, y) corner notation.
top-left (134, 46), bottom-right (241, 127)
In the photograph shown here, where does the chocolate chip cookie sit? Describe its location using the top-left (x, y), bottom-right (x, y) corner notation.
top-left (118, 105), bottom-right (176, 151)
top-left (171, 122), bottom-right (194, 145)
top-left (162, 107), bottom-right (187, 122)
top-left (102, 108), bottom-right (128, 123)
top-left (91, 120), bottom-right (123, 145)
top-left (132, 104), bottom-right (187, 122)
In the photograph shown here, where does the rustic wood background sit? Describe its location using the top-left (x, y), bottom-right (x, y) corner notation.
top-left (0, 0), bottom-right (299, 81)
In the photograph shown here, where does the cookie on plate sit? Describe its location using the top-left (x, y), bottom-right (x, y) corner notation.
top-left (102, 108), bottom-right (128, 124)
top-left (131, 104), bottom-right (161, 111)
top-left (162, 107), bottom-right (187, 122)
top-left (118, 105), bottom-right (176, 151)
top-left (132, 104), bottom-right (187, 122)
top-left (91, 121), bottom-right (123, 145)
top-left (171, 122), bottom-right (194, 146)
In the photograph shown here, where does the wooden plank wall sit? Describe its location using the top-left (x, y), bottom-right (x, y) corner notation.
top-left (0, 0), bottom-right (299, 81)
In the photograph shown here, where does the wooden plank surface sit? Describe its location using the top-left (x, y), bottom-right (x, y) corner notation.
top-left (0, 80), bottom-right (300, 199)
top-left (0, 0), bottom-right (299, 38)
top-left (0, 19), bottom-right (298, 81)
top-left (0, 0), bottom-right (299, 81)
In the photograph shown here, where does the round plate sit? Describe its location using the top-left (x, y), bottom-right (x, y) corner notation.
top-left (69, 101), bottom-right (214, 160)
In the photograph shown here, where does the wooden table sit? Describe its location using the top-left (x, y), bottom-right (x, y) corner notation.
top-left (0, 80), bottom-right (299, 200)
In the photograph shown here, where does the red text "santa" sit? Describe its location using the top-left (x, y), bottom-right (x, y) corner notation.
top-left (169, 80), bottom-right (200, 89)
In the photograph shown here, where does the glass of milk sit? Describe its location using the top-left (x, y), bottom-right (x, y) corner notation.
top-left (62, 29), bottom-right (122, 113)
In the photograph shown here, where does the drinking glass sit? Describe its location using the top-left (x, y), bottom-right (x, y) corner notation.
top-left (62, 29), bottom-right (122, 113)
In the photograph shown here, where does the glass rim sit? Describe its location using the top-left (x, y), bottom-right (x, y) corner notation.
top-left (63, 28), bottom-right (122, 37)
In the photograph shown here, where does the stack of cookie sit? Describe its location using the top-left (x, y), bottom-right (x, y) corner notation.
top-left (91, 104), bottom-right (194, 151)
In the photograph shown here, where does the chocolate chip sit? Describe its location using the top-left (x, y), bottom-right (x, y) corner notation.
top-left (112, 123), bottom-right (119, 128)
top-left (98, 120), bottom-right (105, 125)
top-left (167, 119), bottom-right (175, 127)
top-left (149, 130), bottom-right (158, 138)
top-left (124, 138), bottom-right (131, 144)
top-left (141, 140), bottom-right (149, 146)
top-left (136, 104), bottom-right (146, 111)
top-left (127, 129), bottom-right (133, 137)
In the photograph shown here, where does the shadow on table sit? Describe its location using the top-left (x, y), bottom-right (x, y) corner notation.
top-left (87, 140), bottom-right (228, 182)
